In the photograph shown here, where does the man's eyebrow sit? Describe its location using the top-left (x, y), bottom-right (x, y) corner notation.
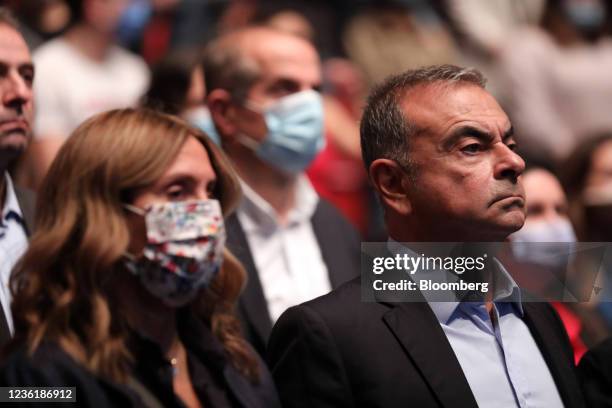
top-left (502, 126), bottom-right (514, 142)
top-left (442, 125), bottom-right (494, 150)
top-left (19, 63), bottom-right (34, 72)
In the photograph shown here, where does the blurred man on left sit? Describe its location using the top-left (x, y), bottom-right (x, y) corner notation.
top-left (0, 8), bottom-right (36, 346)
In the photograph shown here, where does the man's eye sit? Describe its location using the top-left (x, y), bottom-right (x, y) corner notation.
top-left (507, 143), bottom-right (518, 151)
top-left (22, 72), bottom-right (34, 85)
top-left (461, 143), bottom-right (482, 154)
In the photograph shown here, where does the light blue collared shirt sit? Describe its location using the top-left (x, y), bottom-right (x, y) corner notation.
top-left (0, 173), bottom-right (28, 334)
top-left (388, 240), bottom-right (565, 408)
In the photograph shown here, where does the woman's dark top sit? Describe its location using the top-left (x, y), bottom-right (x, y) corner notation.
top-left (577, 337), bottom-right (612, 408)
top-left (0, 311), bottom-right (281, 408)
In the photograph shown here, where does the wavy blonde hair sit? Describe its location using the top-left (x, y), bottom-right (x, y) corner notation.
top-left (8, 108), bottom-right (260, 382)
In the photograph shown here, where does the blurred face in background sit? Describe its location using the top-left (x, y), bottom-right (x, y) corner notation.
top-left (523, 168), bottom-right (570, 224)
top-left (231, 30), bottom-right (321, 143)
top-left (0, 23), bottom-right (33, 166)
top-left (512, 167), bottom-right (576, 244)
top-left (582, 139), bottom-right (612, 240)
top-left (85, 0), bottom-right (129, 35)
top-left (585, 139), bottom-right (612, 195)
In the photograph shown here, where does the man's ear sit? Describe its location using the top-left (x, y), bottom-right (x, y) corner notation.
top-left (369, 159), bottom-right (412, 216)
top-left (206, 89), bottom-right (238, 141)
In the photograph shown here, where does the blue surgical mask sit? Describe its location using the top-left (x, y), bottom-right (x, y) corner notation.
top-left (510, 219), bottom-right (577, 268)
top-left (240, 90), bottom-right (325, 173)
top-left (184, 106), bottom-right (222, 146)
top-left (564, 0), bottom-right (605, 32)
top-left (116, 0), bottom-right (153, 46)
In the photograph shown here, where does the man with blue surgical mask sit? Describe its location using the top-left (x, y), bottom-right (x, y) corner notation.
top-left (203, 26), bottom-right (360, 356)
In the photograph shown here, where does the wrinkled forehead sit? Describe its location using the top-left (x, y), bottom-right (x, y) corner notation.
top-left (400, 82), bottom-right (510, 137)
top-left (0, 24), bottom-right (31, 63)
top-left (246, 33), bottom-right (321, 85)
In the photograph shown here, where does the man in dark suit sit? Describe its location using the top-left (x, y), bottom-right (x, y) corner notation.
top-left (268, 65), bottom-right (586, 407)
top-left (203, 26), bottom-right (360, 356)
top-left (0, 8), bottom-right (36, 346)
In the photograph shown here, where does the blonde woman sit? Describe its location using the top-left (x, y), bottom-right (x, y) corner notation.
top-left (1, 109), bottom-right (280, 408)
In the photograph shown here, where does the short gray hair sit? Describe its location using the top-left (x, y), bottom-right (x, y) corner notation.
top-left (203, 33), bottom-right (261, 103)
top-left (360, 65), bottom-right (487, 172)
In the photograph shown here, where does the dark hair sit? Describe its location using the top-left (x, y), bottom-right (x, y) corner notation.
top-left (65, 0), bottom-right (84, 27)
top-left (562, 133), bottom-right (612, 198)
top-left (142, 50), bottom-right (204, 115)
top-left (360, 65), bottom-right (487, 172)
top-left (0, 7), bottom-right (20, 30)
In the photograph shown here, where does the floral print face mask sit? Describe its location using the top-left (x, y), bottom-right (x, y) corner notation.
top-left (123, 199), bottom-right (226, 307)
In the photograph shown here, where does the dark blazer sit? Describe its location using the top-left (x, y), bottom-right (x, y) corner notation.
top-left (0, 186), bottom-right (36, 346)
top-left (268, 278), bottom-right (586, 408)
top-left (0, 311), bottom-right (281, 408)
top-left (227, 198), bottom-right (360, 356)
top-left (14, 186), bottom-right (35, 234)
top-left (577, 337), bottom-right (612, 408)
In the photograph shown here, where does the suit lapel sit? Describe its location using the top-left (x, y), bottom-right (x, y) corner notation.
top-left (311, 200), bottom-right (358, 288)
top-left (225, 215), bottom-right (273, 346)
top-left (383, 301), bottom-right (479, 408)
top-left (14, 186), bottom-right (35, 236)
top-left (522, 303), bottom-right (584, 408)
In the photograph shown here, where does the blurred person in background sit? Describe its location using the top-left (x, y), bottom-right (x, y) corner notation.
top-left (307, 58), bottom-right (372, 237)
top-left (0, 108), bottom-right (280, 408)
top-left (204, 26), bottom-right (360, 356)
top-left (16, 0), bottom-right (149, 191)
top-left (508, 164), bottom-right (588, 362)
top-left (563, 134), bottom-right (612, 334)
top-left (343, 0), bottom-right (458, 88)
top-left (141, 49), bottom-right (209, 131)
top-left (441, 0), bottom-right (545, 97)
top-left (6, 0), bottom-right (72, 50)
top-left (0, 8), bottom-right (36, 347)
top-left (497, 0), bottom-right (612, 160)
top-left (256, 7), bottom-right (373, 237)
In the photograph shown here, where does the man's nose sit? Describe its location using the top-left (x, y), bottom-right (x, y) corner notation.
top-left (2, 72), bottom-right (32, 111)
top-left (494, 144), bottom-right (525, 182)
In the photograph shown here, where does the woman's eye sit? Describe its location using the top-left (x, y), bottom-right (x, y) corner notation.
top-left (167, 188), bottom-right (184, 200)
top-left (206, 181), bottom-right (217, 198)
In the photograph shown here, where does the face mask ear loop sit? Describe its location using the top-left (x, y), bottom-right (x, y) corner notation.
top-left (123, 203), bottom-right (147, 216)
top-left (242, 99), bottom-right (265, 114)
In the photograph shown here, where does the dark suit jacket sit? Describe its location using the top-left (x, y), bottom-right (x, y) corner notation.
top-left (0, 186), bottom-right (36, 346)
top-left (577, 337), bottom-right (612, 408)
top-left (14, 186), bottom-right (35, 234)
top-left (227, 199), bottom-right (360, 356)
top-left (268, 278), bottom-right (586, 408)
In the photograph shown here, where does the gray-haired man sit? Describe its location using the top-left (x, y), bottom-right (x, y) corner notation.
top-left (268, 65), bottom-right (585, 408)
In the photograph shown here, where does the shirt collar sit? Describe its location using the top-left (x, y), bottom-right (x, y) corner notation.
top-left (238, 174), bottom-right (319, 232)
top-left (1, 172), bottom-right (24, 226)
top-left (387, 238), bottom-right (524, 324)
